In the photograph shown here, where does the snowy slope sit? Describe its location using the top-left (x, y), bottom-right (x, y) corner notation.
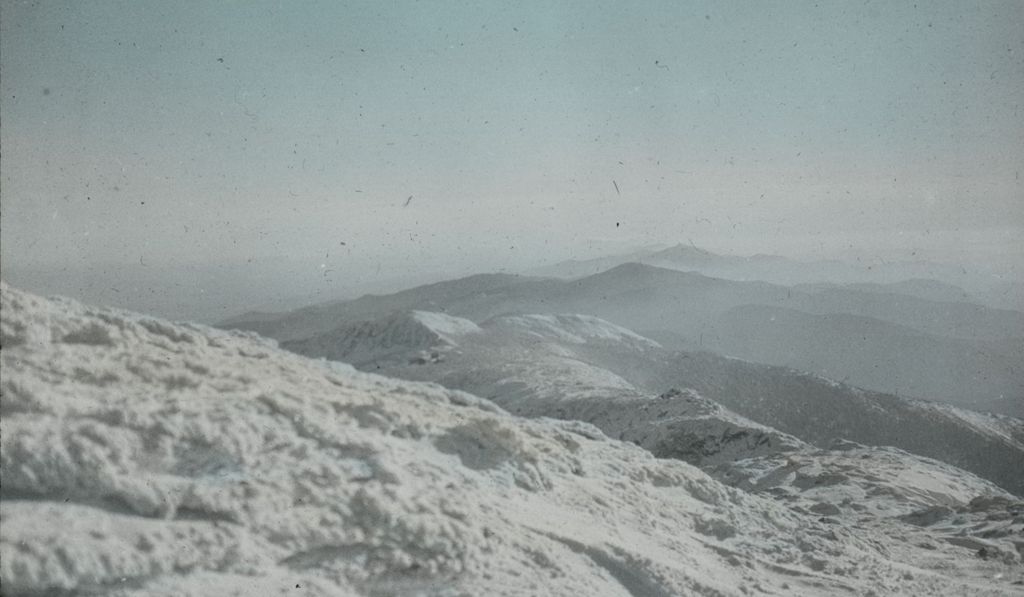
top-left (4, 284), bottom-right (1023, 595)
top-left (711, 441), bottom-right (1024, 570)
top-left (485, 314), bottom-right (661, 349)
top-left (278, 307), bottom-right (1024, 497)
top-left (714, 440), bottom-right (1015, 518)
top-left (578, 388), bottom-right (809, 468)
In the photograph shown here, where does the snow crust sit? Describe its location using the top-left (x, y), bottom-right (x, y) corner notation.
top-left (484, 313), bottom-right (662, 348)
top-left (712, 440), bottom-right (1024, 572)
top-left (410, 310), bottom-right (482, 338)
top-left (281, 308), bottom-right (1023, 496)
top-left (2, 283), bottom-right (1022, 595)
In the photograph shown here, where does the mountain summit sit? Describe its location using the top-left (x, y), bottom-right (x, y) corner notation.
top-left (3, 283), bottom-right (1022, 594)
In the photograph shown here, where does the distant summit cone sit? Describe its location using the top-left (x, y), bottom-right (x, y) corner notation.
top-left (645, 244), bottom-right (727, 268)
top-left (659, 243), bottom-right (714, 256)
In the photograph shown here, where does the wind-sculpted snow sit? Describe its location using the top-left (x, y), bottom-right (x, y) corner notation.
top-left (711, 440), bottom-right (1024, 569)
top-left (601, 389), bottom-right (809, 467)
top-left (482, 314), bottom-right (661, 349)
top-left (410, 310), bottom-right (483, 338)
top-left (273, 307), bottom-right (1024, 497)
top-left (287, 313), bottom-right (1024, 587)
top-left (714, 440), bottom-right (1016, 518)
top-left (9, 284), bottom-right (1023, 594)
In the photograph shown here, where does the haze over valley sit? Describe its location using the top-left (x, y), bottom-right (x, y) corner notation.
top-left (2, 1), bottom-right (1022, 595)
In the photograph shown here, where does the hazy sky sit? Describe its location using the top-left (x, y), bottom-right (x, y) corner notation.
top-left (3, 1), bottom-right (1023, 284)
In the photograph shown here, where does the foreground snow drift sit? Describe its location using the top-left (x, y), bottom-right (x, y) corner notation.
top-left (712, 441), bottom-right (1024, 567)
top-left (1, 284), bottom-right (1021, 596)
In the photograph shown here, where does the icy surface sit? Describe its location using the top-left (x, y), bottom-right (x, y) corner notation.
top-left (282, 308), bottom-right (1024, 496)
top-left (410, 310), bottom-right (483, 339)
top-left (2, 283), bottom-right (1022, 595)
top-left (711, 441), bottom-right (1024, 575)
top-left (484, 314), bottom-right (661, 348)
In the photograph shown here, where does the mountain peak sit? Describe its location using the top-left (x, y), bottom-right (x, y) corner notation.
top-left (651, 243), bottom-right (719, 260)
top-left (666, 242), bottom-right (714, 254)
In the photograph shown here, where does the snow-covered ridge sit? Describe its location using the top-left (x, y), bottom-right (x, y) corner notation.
top-left (271, 304), bottom-right (1024, 497)
top-left (600, 389), bottom-right (809, 467)
top-left (483, 313), bottom-right (661, 348)
top-left (2, 283), bottom-right (1022, 595)
top-left (224, 262), bottom-right (1023, 416)
top-left (409, 310), bottom-right (482, 338)
top-left (909, 400), bottom-right (1024, 449)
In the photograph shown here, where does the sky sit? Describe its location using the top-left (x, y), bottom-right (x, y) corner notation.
top-left (2, 0), bottom-right (1022, 316)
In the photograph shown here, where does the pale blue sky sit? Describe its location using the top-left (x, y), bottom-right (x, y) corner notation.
top-left (2, 1), bottom-right (1022, 284)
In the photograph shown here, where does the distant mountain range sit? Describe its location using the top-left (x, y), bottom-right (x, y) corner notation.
top-left (226, 261), bottom-right (1023, 416)
top-left (529, 244), bottom-right (1024, 312)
